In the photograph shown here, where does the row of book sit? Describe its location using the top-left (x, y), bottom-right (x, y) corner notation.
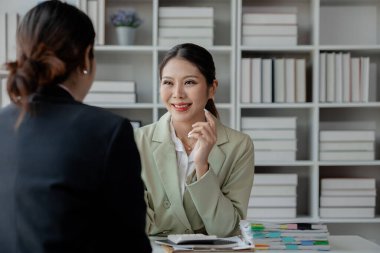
top-left (0, 12), bottom-right (19, 65)
top-left (319, 130), bottom-right (375, 161)
top-left (242, 12), bottom-right (298, 46)
top-left (319, 52), bottom-right (370, 103)
top-left (320, 178), bottom-right (377, 218)
top-left (247, 174), bottom-right (298, 219)
top-left (158, 6), bottom-right (214, 47)
top-left (240, 220), bottom-right (330, 251)
top-left (84, 80), bottom-right (137, 106)
top-left (241, 57), bottom-right (306, 103)
top-left (241, 117), bottom-right (297, 162)
top-left (78, 0), bottom-right (105, 45)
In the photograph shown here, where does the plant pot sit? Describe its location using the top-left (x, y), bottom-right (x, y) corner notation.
top-left (115, 26), bottom-right (136, 45)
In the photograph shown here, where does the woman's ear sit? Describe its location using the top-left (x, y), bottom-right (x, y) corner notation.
top-left (208, 79), bottom-right (218, 99)
top-left (82, 45), bottom-right (93, 74)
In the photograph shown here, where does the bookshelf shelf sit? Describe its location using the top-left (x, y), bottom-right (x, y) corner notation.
top-left (0, 0), bottom-right (379, 243)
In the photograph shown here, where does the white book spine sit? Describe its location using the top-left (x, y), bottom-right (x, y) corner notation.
top-left (241, 116), bottom-right (297, 129)
top-left (319, 141), bottom-right (374, 151)
top-left (320, 196), bottom-right (376, 207)
top-left (158, 37), bottom-right (213, 47)
top-left (84, 92), bottom-right (136, 103)
top-left (97, 0), bottom-right (105, 45)
top-left (1, 78), bottom-right (10, 107)
top-left (0, 13), bottom-right (6, 65)
top-left (319, 151), bottom-right (374, 161)
top-left (242, 13), bottom-right (297, 25)
top-left (242, 36), bottom-right (297, 46)
top-left (251, 58), bottom-right (261, 103)
top-left (241, 58), bottom-right (251, 103)
top-left (242, 24), bottom-right (297, 36)
top-left (326, 53), bottom-right (335, 102)
top-left (159, 27), bottom-right (213, 38)
top-left (335, 52), bottom-right (343, 102)
top-left (242, 129), bottom-right (296, 140)
top-left (342, 53), bottom-right (351, 102)
top-left (321, 189), bottom-right (377, 196)
top-left (351, 57), bottom-right (360, 102)
top-left (320, 130), bottom-right (375, 141)
top-left (255, 150), bottom-right (296, 161)
top-left (274, 58), bottom-right (285, 103)
top-left (254, 173), bottom-right (298, 185)
top-left (158, 18), bottom-right (214, 28)
top-left (254, 140), bottom-right (297, 151)
top-left (251, 185), bottom-right (297, 196)
top-left (249, 196), bottom-right (297, 207)
top-left (91, 81), bottom-right (135, 93)
top-left (159, 7), bottom-right (214, 18)
top-left (247, 207), bottom-right (296, 218)
top-left (87, 0), bottom-right (98, 44)
top-left (285, 58), bottom-right (295, 103)
top-left (321, 178), bottom-right (376, 190)
top-left (319, 53), bottom-right (326, 102)
top-left (320, 207), bottom-right (375, 218)
top-left (360, 57), bottom-right (370, 102)
top-left (262, 59), bottom-right (272, 103)
top-left (295, 59), bottom-right (306, 103)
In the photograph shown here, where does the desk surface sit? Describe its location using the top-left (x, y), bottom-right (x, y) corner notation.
top-left (150, 235), bottom-right (380, 253)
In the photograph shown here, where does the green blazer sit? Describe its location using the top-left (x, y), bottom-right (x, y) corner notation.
top-left (134, 112), bottom-right (254, 237)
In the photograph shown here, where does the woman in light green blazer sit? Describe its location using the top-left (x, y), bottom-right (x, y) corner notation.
top-left (134, 43), bottom-right (254, 237)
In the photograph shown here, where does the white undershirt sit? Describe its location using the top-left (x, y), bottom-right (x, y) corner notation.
top-left (170, 121), bottom-right (195, 199)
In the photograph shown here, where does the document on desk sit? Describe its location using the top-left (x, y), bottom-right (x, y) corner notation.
top-left (155, 236), bottom-right (254, 252)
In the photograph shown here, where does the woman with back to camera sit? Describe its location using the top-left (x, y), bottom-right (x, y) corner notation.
top-left (134, 43), bottom-right (255, 237)
top-left (0, 1), bottom-right (151, 252)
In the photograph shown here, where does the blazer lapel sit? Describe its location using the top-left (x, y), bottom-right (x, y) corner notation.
top-left (152, 113), bottom-right (191, 229)
top-left (208, 117), bottom-right (228, 175)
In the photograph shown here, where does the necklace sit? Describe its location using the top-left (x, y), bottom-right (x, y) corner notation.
top-left (180, 137), bottom-right (195, 151)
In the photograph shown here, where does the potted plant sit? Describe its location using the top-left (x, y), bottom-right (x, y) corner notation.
top-left (110, 9), bottom-right (143, 45)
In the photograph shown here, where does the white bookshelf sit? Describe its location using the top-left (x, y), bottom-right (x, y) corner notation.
top-left (1, 0), bottom-right (380, 244)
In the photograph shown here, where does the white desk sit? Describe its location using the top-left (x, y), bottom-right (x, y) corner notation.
top-left (151, 235), bottom-right (380, 253)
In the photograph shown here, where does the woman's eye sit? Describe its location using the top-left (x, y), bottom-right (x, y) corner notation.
top-left (162, 80), bottom-right (172, 85)
top-left (185, 80), bottom-right (196, 85)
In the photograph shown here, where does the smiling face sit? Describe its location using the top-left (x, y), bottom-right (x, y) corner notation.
top-left (160, 57), bottom-right (215, 125)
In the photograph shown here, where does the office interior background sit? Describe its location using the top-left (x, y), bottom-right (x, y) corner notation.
top-left (0, 0), bottom-right (379, 245)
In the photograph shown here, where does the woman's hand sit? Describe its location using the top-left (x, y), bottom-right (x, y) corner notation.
top-left (188, 110), bottom-right (217, 179)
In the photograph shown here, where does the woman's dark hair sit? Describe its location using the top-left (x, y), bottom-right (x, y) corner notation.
top-left (159, 43), bottom-right (219, 118)
top-left (5, 0), bottom-right (95, 115)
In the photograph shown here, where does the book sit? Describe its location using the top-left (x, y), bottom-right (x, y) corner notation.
top-left (274, 58), bottom-right (285, 102)
top-left (319, 130), bottom-right (375, 142)
top-left (242, 129), bottom-right (296, 140)
top-left (319, 53), bottom-right (326, 102)
top-left (321, 189), bottom-right (376, 196)
top-left (295, 58), bottom-right (306, 103)
top-left (159, 7), bottom-right (214, 18)
top-left (254, 140), bottom-right (297, 151)
top-left (246, 207), bottom-right (296, 218)
top-left (242, 35), bottom-right (297, 46)
top-left (248, 196), bottom-right (296, 207)
top-left (335, 52), bottom-right (343, 102)
top-left (159, 27), bottom-right (213, 38)
top-left (261, 58), bottom-right (272, 103)
top-left (320, 196), bottom-right (376, 207)
top-left (90, 80), bottom-right (135, 93)
top-left (158, 37), bottom-right (213, 47)
top-left (242, 24), bottom-right (297, 36)
top-left (326, 53), bottom-right (335, 102)
top-left (285, 58), bottom-right (295, 103)
top-left (240, 58), bottom-right (251, 103)
top-left (351, 57), bottom-right (360, 102)
top-left (158, 17), bottom-right (214, 28)
top-left (319, 151), bottom-right (374, 161)
top-left (255, 150), bottom-right (296, 161)
top-left (321, 178), bottom-right (376, 190)
top-left (242, 13), bottom-right (297, 25)
top-left (241, 116), bottom-right (297, 129)
top-left (0, 13), bottom-right (6, 66)
top-left (251, 185), bottom-right (297, 196)
top-left (254, 173), bottom-right (298, 185)
top-left (84, 92), bottom-right (136, 104)
top-left (251, 58), bottom-right (261, 103)
top-left (360, 57), bottom-right (370, 102)
top-left (319, 207), bottom-right (375, 218)
top-left (342, 52), bottom-right (351, 102)
top-left (319, 141), bottom-right (374, 151)
top-left (247, 221), bottom-right (328, 231)
top-left (6, 12), bottom-right (19, 62)
top-left (1, 78), bottom-right (10, 107)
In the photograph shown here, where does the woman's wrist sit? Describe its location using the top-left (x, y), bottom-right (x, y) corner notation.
top-left (195, 163), bottom-right (209, 180)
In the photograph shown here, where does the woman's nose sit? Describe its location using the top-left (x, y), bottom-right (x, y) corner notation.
top-left (173, 83), bottom-right (185, 98)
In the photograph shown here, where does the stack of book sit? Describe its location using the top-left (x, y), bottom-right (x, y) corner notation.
top-left (319, 52), bottom-right (370, 103)
top-left (158, 6), bottom-right (214, 47)
top-left (240, 57), bottom-right (306, 103)
top-left (240, 220), bottom-right (330, 250)
top-left (242, 12), bottom-right (297, 46)
top-left (319, 130), bottom-right (375, 161)
top-left (78, 0), bottom-right (105, 45)
top-left (320, 178), bottom-right (377, 218)
top-left (84, 80), bottom-right (137, 106)
top-left (241, 116), bottom-right (297, 162)
top-left (247, 173), bottom-right (298, 219)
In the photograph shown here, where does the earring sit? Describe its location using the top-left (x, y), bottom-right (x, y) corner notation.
top-left (83, 69), bottom-right (88, 75)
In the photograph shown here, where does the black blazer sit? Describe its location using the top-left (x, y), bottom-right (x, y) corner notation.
top-left (0, 85), bottom-right (151, 253)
